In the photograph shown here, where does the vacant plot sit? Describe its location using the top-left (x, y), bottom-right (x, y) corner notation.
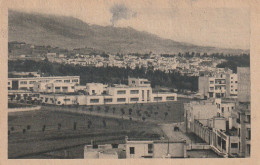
top-left (41, 98), bottom-right (191, 124)
top-left (8, 110), bottom-right (164, 158)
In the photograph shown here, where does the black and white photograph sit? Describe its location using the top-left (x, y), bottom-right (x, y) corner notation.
top-left (3, 0), bottom-right (255, 160)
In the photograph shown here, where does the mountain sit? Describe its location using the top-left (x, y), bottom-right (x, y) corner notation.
top-left (8, 10), bottom-right (249, 55)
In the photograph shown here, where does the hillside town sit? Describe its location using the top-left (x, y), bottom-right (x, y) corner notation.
top-left (9, 41), bottom-right (230, 76)
top-left (7, 5), bottom-right (251, 160)
top-left (8, 64), bottom-right (250, 158)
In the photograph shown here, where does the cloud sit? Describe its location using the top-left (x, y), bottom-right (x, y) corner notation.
top-left (110, 4), bottom-right (137, 26)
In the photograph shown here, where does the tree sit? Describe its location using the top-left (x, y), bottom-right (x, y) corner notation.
top-left (89, 106), bottom-right (93, 113)
top-left (154, 111), bottom-right (158, 119)
top-left (142, 117), bottom-right (146, 122)
top-left (87, 120), bottom-right (92, 129)
top-left (102, 120), bottom-right (107, 128)
top-left (164, 112), bottom-right (168, 120)
top-left (58, 123), bottom-right (61, 130)
top-left (120, 108), bottom-right (125, 117)
top-left (128, 108), bottom-right (133, 115)
top-left (112, 107), bottom-right (116, 114)
top-left (97, 106), bottom-right (101, 113)
top-left (105, 106), bottom-right (109, 114)
top-left (74, 122), bottom-right (77, 130)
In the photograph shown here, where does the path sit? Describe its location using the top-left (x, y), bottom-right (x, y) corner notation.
top-left (159, 123), bottom-right (192, 144)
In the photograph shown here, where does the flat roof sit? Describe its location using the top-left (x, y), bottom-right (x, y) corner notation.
top-left (8, 76), bottom-right (80, 80)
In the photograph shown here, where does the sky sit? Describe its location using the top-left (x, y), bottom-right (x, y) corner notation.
top-left (8, 0), bottom-right (250, 50)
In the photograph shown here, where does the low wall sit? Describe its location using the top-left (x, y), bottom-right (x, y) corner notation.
top-left (186, 144), bottom-right (211, 150)
top-left (8, 106), bottom-right (41, 113)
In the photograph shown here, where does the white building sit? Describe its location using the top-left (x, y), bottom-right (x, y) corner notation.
top-left (198, 72), bottom-right (238, 99)
top-left (39, 77), bottom-right (177, 106)
top-left (125, 138), bottom-right (187, 158)
top-left (8, 76), bottom-right (80, 91)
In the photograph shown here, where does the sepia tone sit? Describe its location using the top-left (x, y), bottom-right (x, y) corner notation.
top-left (1, 0), bottom-right (260, 164)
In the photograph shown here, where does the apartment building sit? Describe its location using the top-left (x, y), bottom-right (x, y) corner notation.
top-left (8, 76), bottom-right (80, 91)
top-left (40, 78), bottom-right (177, 106)
top-left (198, 71), bottom-right (238, 99)
top-left (184, 99), bottom-right (240, 157)
top-left (125, 138), bottom-right (187, 158)
top-left (33, 81), bottom-right (77, 93)
top-left (235, 67), bottom-right (251, 157)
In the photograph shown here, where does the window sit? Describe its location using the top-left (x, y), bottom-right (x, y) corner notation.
top-left (71, 86), bottom-right (75, 89)
top-left (154, 97), bottom-right (162, 101)
top-left (247, 144), bottom-right (250, 155)
top-left (29, 81), bottom-right (36, 84)
top-left (142, 90), bottom-right (144, 100)
top-left (130, 90), bottom-right (139, 94)
top-left (64, 80), bottom-right (70, 83)
top-left (231, 85), bottom-right (233, 88)
top-left (72, 79), bottom-right (78, 82)
top-left (235, 81), bottom-right (238, 83)
top-left (210, 81), bottom-right (214, 84)
top-left (231, 77), bottom-right (233, 79)
top-left (130, 98), bottom-right (139, 102)
top-left (235, 89), bottom-right (238, 91)
top-left (20, 81), bottom-right (27, 84)
top-left (64, 98), bottom-right (70, 101)
top-left (222, 140), bottom-right (226, 150)
top-left (117, 90), bottom-right (126, 94)
top-left (48, 87), bottom-right (51, 89)
top-left (247, 128), bottom-right (251, 140)
top-left (8, 82), bottom-right (10, 85)
top-left (56, 80), bottom-right (62, 82)
top-left (90, 99), bottom-right (99, 103)
top-left (117, 98), bottom-right (126, 102)
top-left (130, 147), bottom-right (135, 154)
top-left (210, 87), bottom-right (214, 90)
top-left (166, 96), bottom-right (175, 100)
top-left (104, 98), bottom-right (113, 103)
top-left (231, 81), bottom-right (233, 83)
top-left (148, 144), bottom-right (153, 154)
top-left (217, 136), bottom-right (221, 146)
top-left (55, 87), bottom-right (60, 89)
top-left (231, 143), bottom-right (238, 148)
top-left (221, 107), bottom-right (224, 113)
top-left (62, 87), bottom-right (68, 90)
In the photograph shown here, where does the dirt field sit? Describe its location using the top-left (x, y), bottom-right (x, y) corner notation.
top-left (8, 98), bottom-right (192, 159)
top-left (8, 110), bottom-right (164, 158)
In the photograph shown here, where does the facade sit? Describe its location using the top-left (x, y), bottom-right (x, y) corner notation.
top-left (237, 67), bottom-right (250, 102)
top-left (84, 144), bottom-right (125, 159)
top-left (8, 76), bottom-right (80, 91)
top-left (198, 71), bottom-right (238, 99)
top-left (184, 100), bottom-right (218, 130)
top-left (125, 138), bottom-right (187, 158)
top-left (235, 67), bottom-right (251, 157)
top-left (39, 77), bottom-right (177, 106)
top-left (184, 99), bottom-right (240, 157)
top-left (33, 81), bottom-right (77, 93)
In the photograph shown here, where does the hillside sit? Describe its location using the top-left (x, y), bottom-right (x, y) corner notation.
top-left (8, 10), bottom-right (249, 54)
